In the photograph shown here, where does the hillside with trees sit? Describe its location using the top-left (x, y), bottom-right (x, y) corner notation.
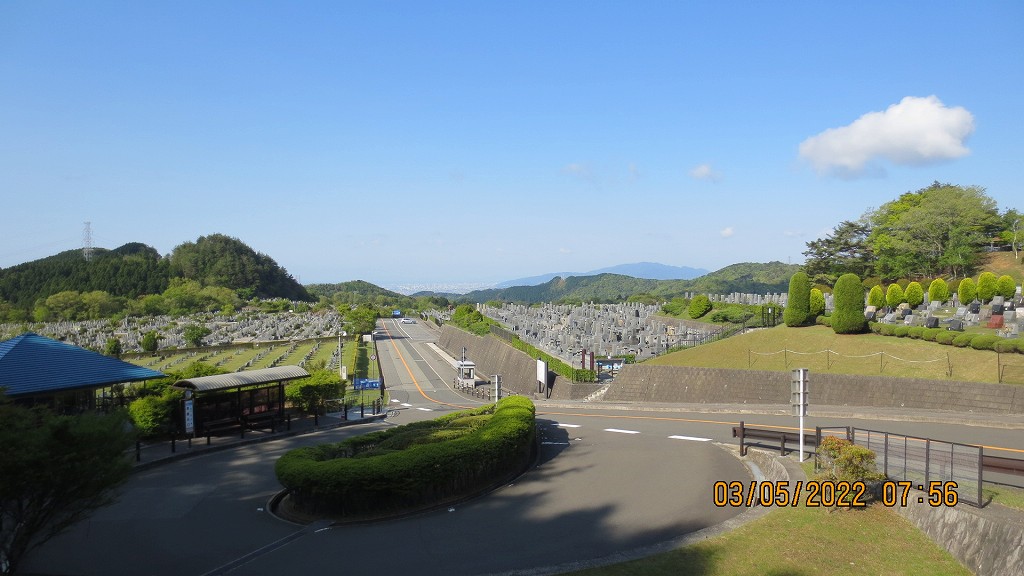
top-left (0, 234), bottom-right (311, 322)
top-left (456, 262), bottom-right (800, 305)
top-left (803, 182), bottom-right (1021, 285)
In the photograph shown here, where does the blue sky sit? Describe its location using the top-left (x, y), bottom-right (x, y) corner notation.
top-left (2, 1), bottom-right (1022, 288)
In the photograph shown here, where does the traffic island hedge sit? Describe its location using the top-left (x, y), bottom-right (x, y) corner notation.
top-left (275, 396), bottom-right (536, 519)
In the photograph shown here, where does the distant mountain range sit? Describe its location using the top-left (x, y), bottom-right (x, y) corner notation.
top-left (417, 261), bottom-right (800, 304)
top-left (495, 262), bottom-right (709, 288)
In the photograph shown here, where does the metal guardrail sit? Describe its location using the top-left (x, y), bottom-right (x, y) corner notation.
top-left (852, 428), bottom-right (985, 507)
top-left (732, 421), bottom-right (816, 457)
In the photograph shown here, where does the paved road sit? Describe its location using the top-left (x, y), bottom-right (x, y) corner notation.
top-left (22, 319), bottom-right (1024, 575)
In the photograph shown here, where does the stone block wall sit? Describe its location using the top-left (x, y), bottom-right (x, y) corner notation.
top-left (606, 364), bottom-right (1024, 413)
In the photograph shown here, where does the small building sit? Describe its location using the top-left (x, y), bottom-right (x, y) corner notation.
top-left (0, 332), bottom-right (164, 413)
top-left (455, 360), bottom-right (476, 386)
top-left (171, 366), bottom-right (309, 434)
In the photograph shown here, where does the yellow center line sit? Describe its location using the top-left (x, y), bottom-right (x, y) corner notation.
top-left (379, 323), bottom-right (472, 410)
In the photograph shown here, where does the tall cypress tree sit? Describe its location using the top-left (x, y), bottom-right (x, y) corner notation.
top-left (784, 272), bottom-right (811, 327)
top-left (832, 273), bottom-right (867, 334)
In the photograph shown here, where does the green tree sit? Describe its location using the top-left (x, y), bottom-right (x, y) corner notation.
top-left (996, 275), bottom-right (1017, 300)
top-left (867, 285), bottom-right (885, 309)
top-left (976, 271), bottom-right (998, 303)
top-left (141, 331), bottom-right (161, 353)
top-left (783, 272), bottom-right (811, 327)
top-left (867, 183), bottom-right (1000, 279)
top-left (688, 294), bottom-right (712, 319)
top-left (885, 283), bottom-right (905, 309)
top-left (182, 324), bottom-right (211, 348)
top-left (345, 305), bottom-right (379, 335)
top-left (808, 288), bottom-right (825, 318)
top-left (802, 219), bottom-right (874, 280)
top-left (104, 337), bottom-right (122, 358)
top-left (958, 277), bottom-right (977, 305)
top-left (904, 281), bottom-right (924, 308)
top-left (285, 370), bottom-right (343, 414)
top-left (0, 401), bottom-right (134, 575)
top-left (928, 278), bottom-right (950, 304)
top-left (832, 273), bottom-right (867, 334)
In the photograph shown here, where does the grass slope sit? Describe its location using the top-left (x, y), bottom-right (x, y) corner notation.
top-left (647, 324), bottom-right (1024, 384)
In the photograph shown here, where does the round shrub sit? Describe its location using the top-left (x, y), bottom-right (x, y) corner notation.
top-left (816, 315), bottom-right (832, 327)
top-left (879, 324), bottom-right (896, 336)
top-left (893, 326), bottom-right (910, 338)
top-left (784, 272), bottom-right (811, 327)
top-left (688, 294), bottom-right (712, 319)
top-left (969, 335), bottom-right (1000, 351)
top-left (885, 283), bottom-right (905, 309)
top-left (928, 278), bottom-right (949, 304)
top-left (935, 331), bottom-right (957, 345)
top-left (905, 282), bottom-right (925, 308)
top-left (996, 275), bottom-right (1017, 300)
top-left (958, 277), bottom-right (977, 306)
top-left (952, 333), bottom-right (976, 348)
top-left (977, 272), bottom-right (998, 303)
top-left (832, 273), bottom-right (867, 334)
top-left (868, 285), bottom-right (885, 309)
top-left (809, 288), bottom-right (825, 318)
top-left (868, 321), bottom-right (882, 334)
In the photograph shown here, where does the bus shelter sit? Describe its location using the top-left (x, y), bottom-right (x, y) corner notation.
top-left (171, 365), bottom-right (309, 436)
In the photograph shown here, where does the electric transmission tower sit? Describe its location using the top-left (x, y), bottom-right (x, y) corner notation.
top-left (82, 221), bottom-right (94, 262)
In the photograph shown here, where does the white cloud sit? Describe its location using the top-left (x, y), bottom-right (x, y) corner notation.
top-left (799, 95), bottom-right (974, 178)
top-left (720, 227), bottom-right (734, 238)
top-left (559, 247), bottom-right (572, 254)
top-left (562, 163), bottom-right (591, 178)
top-left (783, 230), bottom-right (803, 238)
top-left (690, 163), bottom-right (721, 181)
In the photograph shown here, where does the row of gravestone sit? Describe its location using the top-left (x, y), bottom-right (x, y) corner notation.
top-left (481, 302), bottom-right (725, 365)
top-left (3, 309), bottom-right (345, 353)
top-left (866, 294), bottom-right (1024, 337)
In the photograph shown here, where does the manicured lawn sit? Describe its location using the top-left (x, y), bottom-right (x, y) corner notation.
top-left (568, 502), bottom-right (970, 576)
top-left (647, 324), bottom-right (1024, 384)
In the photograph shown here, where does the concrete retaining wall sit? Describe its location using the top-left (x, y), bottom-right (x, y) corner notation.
top-left (436, 325), bottom-right (601, 400)
top-left (897, 498), bottom-right (1024, 576)
top-left (607, 365), bottom-right (1024, 413)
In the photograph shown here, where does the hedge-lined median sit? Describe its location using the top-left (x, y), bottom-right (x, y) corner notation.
top-left (275, 396), bottom-right (536, 519)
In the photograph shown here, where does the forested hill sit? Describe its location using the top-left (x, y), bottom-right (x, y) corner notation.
top-left (456, 262), bottom-right (800, 304)
top-left (168, 234), bottom-right (311, 301)
top-left (0, 234), bottom-right (310, 311)
top-left (0, 244), bottom-right (170, 309)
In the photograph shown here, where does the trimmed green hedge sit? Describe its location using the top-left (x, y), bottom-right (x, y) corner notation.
top-left (921, 328), bottom-right (941, 341)
top-left (275, 396), bottom-right (536, 517)
top-left (507, 335), bottom-right (597, 382)
top-left (952, 333), bottom-right (976, 348)
top-left (969, 335), bottom-right (1000, 351)
top-left (935, 331), bottom-right (957, 345)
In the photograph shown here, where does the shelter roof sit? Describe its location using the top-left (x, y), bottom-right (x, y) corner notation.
top-left (172, 365), bottom-right (310, 393)
top-left (0, 332), bottom-right (165, 397)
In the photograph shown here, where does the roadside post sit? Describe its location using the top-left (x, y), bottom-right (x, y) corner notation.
top-left (791, 368), bottom-right (809, 462)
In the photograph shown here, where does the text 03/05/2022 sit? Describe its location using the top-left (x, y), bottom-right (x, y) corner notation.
top-left (712, 480), bottom-right (960, 508)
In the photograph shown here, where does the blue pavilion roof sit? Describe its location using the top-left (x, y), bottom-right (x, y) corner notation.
top-left (0, 332), bottom-right (165, 397)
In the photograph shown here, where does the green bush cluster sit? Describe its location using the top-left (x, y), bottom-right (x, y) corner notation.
top-left (952, 333), bottom-right (975, 347)
top-left (907, 326), bottom-right (924, 339)
top-left (921, 328), bottom-right (942, 341)
top-left (507, 335), bottom-right (596, 382)
top-left (935, 331), bottom-right (957, 345)
top-left (893, 326), bottom-right (910, 338)
top-left (688, 294), bottom-right (712, 319)
top-left (817, 436), bottom-right (884, 483)
top-left (276, 396), bottom-right (536, 517)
